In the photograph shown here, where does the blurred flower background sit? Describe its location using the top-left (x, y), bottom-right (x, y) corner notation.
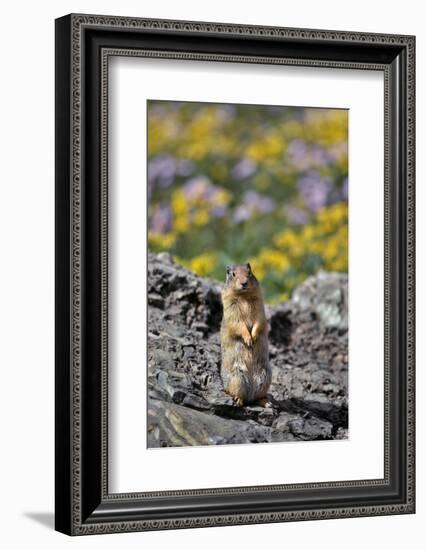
top-left (148, 100), bottom-right (348, 303)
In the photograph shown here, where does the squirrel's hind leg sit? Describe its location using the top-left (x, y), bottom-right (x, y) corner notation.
top-left (224, 371), bottom-right (250, 406)
top-left (254, 396), bottom-right (272, 408)
top-left (223, 387), bottom-right (244, 407)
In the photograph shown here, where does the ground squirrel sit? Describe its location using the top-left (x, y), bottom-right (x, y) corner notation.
top-left (220, 263), bottom-right (271, 406)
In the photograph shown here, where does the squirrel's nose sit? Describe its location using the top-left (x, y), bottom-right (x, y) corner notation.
top-left (241, 281), bottom-right (248, 288)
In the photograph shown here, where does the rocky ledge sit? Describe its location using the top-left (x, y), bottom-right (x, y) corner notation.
top-left (147, 252), bottom-right (348, 447)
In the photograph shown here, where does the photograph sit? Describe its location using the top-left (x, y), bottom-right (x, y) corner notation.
top-left (146, 100), bottom-right (349, 448)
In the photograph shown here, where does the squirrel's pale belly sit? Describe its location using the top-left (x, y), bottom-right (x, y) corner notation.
top-left (220, 325), bottom-right (271, 404)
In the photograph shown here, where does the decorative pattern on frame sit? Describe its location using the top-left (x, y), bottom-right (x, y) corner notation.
top-left (67, 13), bottom-right (415, 535)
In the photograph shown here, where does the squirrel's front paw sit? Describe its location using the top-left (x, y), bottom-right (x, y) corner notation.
top-left (242, 333), bottom-right (253, 347)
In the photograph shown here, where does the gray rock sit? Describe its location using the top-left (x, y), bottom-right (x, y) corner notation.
top-left (147, 252), bottom-right (348, 447)
top-left (288, 416), bottom-right (334, 440)
top-left (291, 271), bottom-right (348, 330)
top-left (335, 427), bottom-right (349, 440)
top-left (148, 400), bottom-right (276, 447)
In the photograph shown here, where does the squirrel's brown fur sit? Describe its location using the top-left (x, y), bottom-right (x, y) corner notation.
top-left (220, 263), bottom-right (271, 406)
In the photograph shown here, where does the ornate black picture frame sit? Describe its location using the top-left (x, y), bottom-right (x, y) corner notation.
top-left (55, 13), bottom-right (415, 535)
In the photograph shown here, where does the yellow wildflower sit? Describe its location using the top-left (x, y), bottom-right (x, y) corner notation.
top-left (171, 190), bottom-right (188, 216)
top-left (189, 252), bottom-right (217, 277)
top-left (193, 209), bottom-right (210, 227)
top-left (148, 231), bottom-right (176, 250)
top-left (274, 229), bottom-right (298, 249)
top-left (174, 216), bottom-right (190, 233)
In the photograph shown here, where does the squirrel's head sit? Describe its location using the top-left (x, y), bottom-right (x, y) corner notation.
top-left (225, 263), bottom-right (259, 293)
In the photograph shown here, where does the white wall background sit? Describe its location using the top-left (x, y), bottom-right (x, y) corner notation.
top-left (0, 0), bottom-right (423, 548)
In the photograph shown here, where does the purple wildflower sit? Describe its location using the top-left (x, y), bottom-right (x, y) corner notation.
top-left (245, 191), bottom-right (275, 214)
top-left (341, 178), bottom-right (349, 201)
top-left (182, 176), bottom-right (212, 200)
top-left (182, 176), bottom-right (229, 219)
top-left (147, 155), bottom-right (175, 189)
top-left (234, 190), bottom-right (275, 223)
top-left (234, 205), bottom-right (252, 223)
top-left (176, 159), bottom-right (194, 177)
top-left (310, 145), bottom-right (334, 166)
top-left (148, 155), bottom-right (194, 193)
top-left (297, 171), bottom-right (334, 212)
top-left (286, 205), bottom-right (309, 225)
top-left (149, 204), bottom-right (173, 234)
top-left (211, 205), bottom-right (227, 218)
top-left (232, 158), bottom-right (257, 180)
top-left (289, 140), bottom-right (335, 170)
top-left (288, 139), bottom-right (309, 170)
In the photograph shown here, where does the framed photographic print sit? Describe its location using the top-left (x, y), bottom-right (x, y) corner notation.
top-left (55, 14), bottom-right (415, 535)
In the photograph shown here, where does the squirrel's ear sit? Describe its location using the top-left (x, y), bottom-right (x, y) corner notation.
top-left (226, 265), bottom-right (231, 274)
top-left (247, 262), bottom-right (251, 271)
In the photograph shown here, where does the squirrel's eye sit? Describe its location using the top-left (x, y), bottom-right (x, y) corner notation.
top-left (232, 272), bottom-right (236, 277)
